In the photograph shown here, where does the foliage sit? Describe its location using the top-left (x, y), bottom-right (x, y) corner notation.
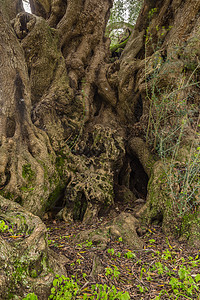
top-left (0, 220), bottom-right (9, 232)
top-left (144, 22), bottom-right (200, 217)
top-left (107, 248), bottom-right (115, 255)
top-left (105, 266), bottom-right (120, 279)
top-left (22, 164), bottom-right (35, 182)
top-left (49, 275), bottom-right (79, 299)
top-left (138, 243), bottom-right (200, 299)
top-left (107, 0), bottom-right (143, 46)
top-left (20, 226), bottom-right (200, 300)
top-left (0, 219), bottom-right (13, 233)
top-left (22, 242), bottom-right (200, 300)
top-left (124, 251), bottom-right (136, 259)
top-left (48, 274), bottom-right (130, 300)
top-left (109, 0), bottom-right (142, 27)
top-left (22, 293), bottom-right (38, 300)
top-left (90, 284), bottom-right (130, 300)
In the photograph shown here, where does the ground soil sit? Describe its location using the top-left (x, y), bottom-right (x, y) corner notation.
top-left (1, 209), bottom-right (200, 299)
top-left (43, 213), bottom-right (200, 300)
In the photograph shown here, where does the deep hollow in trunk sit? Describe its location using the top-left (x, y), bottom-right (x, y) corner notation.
top-left (115, 152), bottom-right (149, 205)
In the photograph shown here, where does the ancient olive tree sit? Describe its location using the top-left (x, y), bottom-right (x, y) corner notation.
top-left (0, 0), bottom-right (200, 297)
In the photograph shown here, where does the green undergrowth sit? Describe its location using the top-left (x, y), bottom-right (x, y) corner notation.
top-left (49, 275), bottom-right (130, 300)
top-left (144, 15), bottom-right (200, 222)
top-left (22, 227), bottom-right (200, 300)
top-left (23, 276), bottom-right (130, 300)
top-left (0, 219), bottom-right (13, 233)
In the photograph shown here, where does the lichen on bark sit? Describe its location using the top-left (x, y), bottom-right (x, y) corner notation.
top-left (0, 196), bottom-right (67, 298)
top-left (0, 0), bottom-right (200, 297)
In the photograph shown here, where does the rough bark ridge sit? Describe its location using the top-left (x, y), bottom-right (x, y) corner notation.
top-left (118, 0), bottom-right (200, 245)
top-left (0, 0), bottom-right (200, 297)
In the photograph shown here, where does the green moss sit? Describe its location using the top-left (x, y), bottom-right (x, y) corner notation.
top-left (0, 191), bottom-right (23, 205)
top-left (181, 212), bottom-right (200, 238)
top-left (12, 259), bottom-right (28, 286)
top-left (28, 255), bottom-right (49, 279)
top-left (41, 254), bottom-right (48, 270)
top-left (55, 156), bottom-right (65, 176)
top-left (56, 156), bottom-right (65, 167)
top-left (30, 269), bottom-right (38, 278)
top-left (46, 184), bottom-right (65, 210)
top-left (20, 186), bottom-right (35, 192)
top-left (0, 191), bottom-right (14, 200)
top-left (22, 164), bottom-right (35, 183)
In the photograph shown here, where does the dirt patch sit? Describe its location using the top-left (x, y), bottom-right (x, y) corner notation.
top-left (44, 213), bottom-right (200, 299)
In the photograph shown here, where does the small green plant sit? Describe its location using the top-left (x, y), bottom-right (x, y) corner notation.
top-left (116, 252), bottom-right (122, 258)
top-left (90, 284), bottom-right (130, 300)
top-left (48, 275), bottom-right (130, 300)
top-left (189, 255), bottom-right (200, 267)
top-left (155, 262), bottom-right (164, 275)
top-left (49, 275), bottom-right (79, 300)
top-left (105, 266), bottom-right (120, 280)
top-left (155, 289), bottom-right (170, 300)
top-left (149, 7), bottom-right (158, 18)
top-left (48, 239), bottom-right (59, 247)
top-left (137, 284), bottom-right (148, 294)
top-left (107, 248), bottom-right (115, 255)
top-left (161, 249), bottom-right (173, 261)
top-left (168, 265), bottom-right (200, 297)
top-left (149, 239), bottom-right (156, 243)
top-left (84, 240), bottom-right (93, 248)
top-left (146, 273), bottom-right (152, 281)
top-left (76, 243), bottom-right (83, 248)
top-left (140, 266), bottom-right (147, 279)
top-left (0, 220), bottom-right (8, 232)
top-left (76, 259), bottom-right (81, 264)
top-left (22, 293), bottom-right (38, 300)
top-left (124, 251), bottom-right (136, 259)
top-left (0, 219), bottom-right (14, 233)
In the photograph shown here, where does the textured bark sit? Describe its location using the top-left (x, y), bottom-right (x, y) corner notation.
top-left (0, 1), bottom-right (58, 216)
top-left (1, 0), bottom-right (116, 218)
top-left (118, 0), bottom-right (200, 243)
top-left (0, 0), bottom-right (200, 297)
top-left (0, 196), bottom-right (67, 298)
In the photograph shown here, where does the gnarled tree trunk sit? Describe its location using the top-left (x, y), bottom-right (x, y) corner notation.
top-left (0, 0), bottom-right (200, 297)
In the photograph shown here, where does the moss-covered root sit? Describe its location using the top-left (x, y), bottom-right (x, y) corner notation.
top-left (140, 161), bottom-right (200, 247)
top-left (0, 196), bottom-right (67, 299)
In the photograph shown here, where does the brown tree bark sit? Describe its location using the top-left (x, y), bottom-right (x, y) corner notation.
top-left (0, 0), bottom-right (58, 216)
top-left (0, 0), bottom-right (200, 297)
top-left (118, 0), bottom-right (200, 245)
top-left (1, 0), bottom-right (116, 218)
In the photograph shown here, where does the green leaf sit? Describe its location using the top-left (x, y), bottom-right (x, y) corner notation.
top-left (178, 267), bottom-right (188, 280)
top-left (119, 292), bottom-right (131, 300)
top-left (195, 274), bottom-right (200, 282)
top-left (53, 279), bottom-right (58, 287)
